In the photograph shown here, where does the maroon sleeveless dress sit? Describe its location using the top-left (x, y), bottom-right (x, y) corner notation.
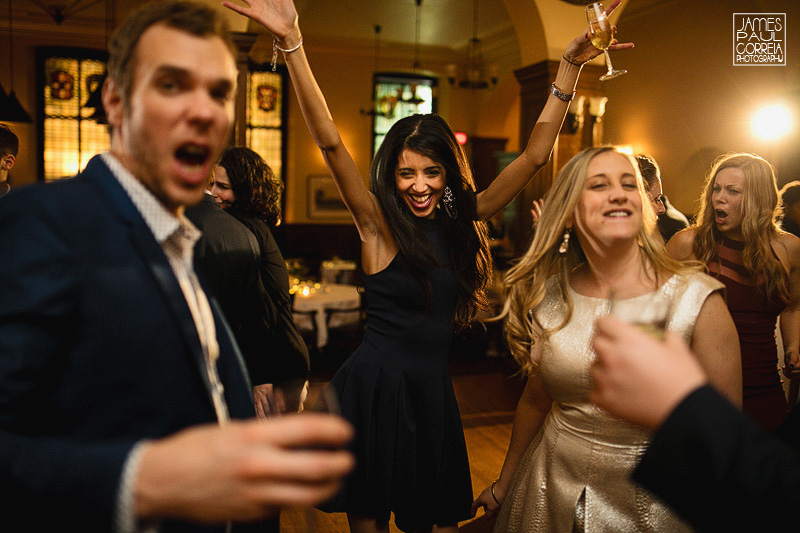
top-left (709, 237), bottom-right (788, 432)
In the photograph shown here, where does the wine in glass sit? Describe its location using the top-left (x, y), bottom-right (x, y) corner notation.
top-left (605, 289), bottom-right (672, 340)
top-left (302, 385), bottom-right (343, 528)
top-left (586, 2), bottom-right (627, 81)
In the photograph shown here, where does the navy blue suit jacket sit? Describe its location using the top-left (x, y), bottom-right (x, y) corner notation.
top-left (0, 156), bottom-right (255, 531)
top-left (633, 385), bottom-right (800, 532)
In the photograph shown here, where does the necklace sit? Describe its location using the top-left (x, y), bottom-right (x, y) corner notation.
top-left (0, 181), bottom-right (9, 197)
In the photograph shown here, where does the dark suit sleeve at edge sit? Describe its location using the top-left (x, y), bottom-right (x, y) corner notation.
top-left (633, 385), bottom-right (800, 532)
top-left (0, 191), bottom-right (135, 530)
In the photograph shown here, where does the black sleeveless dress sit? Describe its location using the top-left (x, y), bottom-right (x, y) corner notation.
top-left (319, 219), bottom-right (473, 532)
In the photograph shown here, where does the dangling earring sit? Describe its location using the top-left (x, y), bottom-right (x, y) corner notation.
top-left (442, 186), bottom-right (457, 219)
top-left (558, 228), bottom-right (571, 254)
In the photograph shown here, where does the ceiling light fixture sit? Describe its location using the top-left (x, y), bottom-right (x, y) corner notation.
top-left (1, 0), bottom-right (32, 123)
top-left (401, 0), bottom-right (425, 106)
top-left (80, 0), bottom-right (115, 124)
top-left (446, 0), bottom-right (497, 90)
top-left (360, 24), bottom-right (397, 119)
top-left (29, 0), bottom-right (104, 25)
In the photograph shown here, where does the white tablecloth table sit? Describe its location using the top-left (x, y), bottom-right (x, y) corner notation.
top-left (320, 259), bottom-right (358, 285)
top-left (293, 283), bottom-right (361, 348)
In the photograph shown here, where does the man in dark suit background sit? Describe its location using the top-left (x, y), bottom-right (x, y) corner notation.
top-left (589, 315), bottom-right (800, 532)
top-left (0, 2), bottom-right (352, 531)
top-left (187, 192), bottom-right (296, 419)
top-left (658, 195), bottom-right (690, 243)
top-left (187, 192), bottom-right (264, 339)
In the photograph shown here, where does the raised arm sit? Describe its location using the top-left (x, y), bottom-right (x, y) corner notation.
top-left (475, 0), bottom-right (633, 221)
top-left (223, 0), bottom-right (382, 236)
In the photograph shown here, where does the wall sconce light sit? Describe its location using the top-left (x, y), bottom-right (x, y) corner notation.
top-left (588, 96), bottom-right (608, 119)
top-left (752, 103), bottom-right (791, 140)
top-left (564, 95), bottom-right (585, 134)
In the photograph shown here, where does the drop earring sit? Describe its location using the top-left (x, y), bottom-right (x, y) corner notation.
top-left (558, 228), bottom-right (571, 254)
top-left (442, 186), bottom-right (457, 219)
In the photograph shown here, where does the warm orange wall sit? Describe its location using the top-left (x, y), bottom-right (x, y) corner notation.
top-left (603, 0), bottom-right (800, 217)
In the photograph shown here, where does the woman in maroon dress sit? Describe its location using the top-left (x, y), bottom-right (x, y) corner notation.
top-left (667, 153), bottom-right (800, 432)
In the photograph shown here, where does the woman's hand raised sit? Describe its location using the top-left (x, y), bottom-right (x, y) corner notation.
top-left (222, 0), bottom-right (298, 41)
top-left (563, 0), bottom-right (634, 66)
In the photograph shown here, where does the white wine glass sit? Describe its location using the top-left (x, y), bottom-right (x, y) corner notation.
top-left (586, 2), bottom-right (627, 81)
top-left (302, 385), bottom-right (343, 528)
top-left (605, 290), bottom-right (671, 340)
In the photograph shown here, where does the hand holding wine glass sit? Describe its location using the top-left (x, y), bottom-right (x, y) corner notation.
top-left (561, 0), bottom-right (633, 70)
top-left (586, 2), bottom-right (627, 80)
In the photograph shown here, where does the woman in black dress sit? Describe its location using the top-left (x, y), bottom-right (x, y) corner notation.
top-left (224, 1), bottom-right (631, 531)
top-left (211, 146), bottom-right (309, 415)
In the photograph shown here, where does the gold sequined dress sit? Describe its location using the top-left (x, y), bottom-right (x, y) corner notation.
top-left (494, 272), bottom-right (723, 532)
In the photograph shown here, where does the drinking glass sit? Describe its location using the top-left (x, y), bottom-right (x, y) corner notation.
top-left (307, 385), bottom-right (341, 416)
top-left (605, 290), bottom-right (671, 340)
top-left (586, 2), bottom-right (627, 81)
top-left (302, 385), bottom-right (342, 527)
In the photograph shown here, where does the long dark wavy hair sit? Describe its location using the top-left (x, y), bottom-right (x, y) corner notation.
top-left (370, 114), bottom-right (492, 327)
top-left (218, 147), bottom-right (283, 227)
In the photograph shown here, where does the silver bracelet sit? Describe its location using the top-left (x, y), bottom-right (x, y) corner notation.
top-left (275, 38), bottom-right (303, 53)
top-left (490, 480), bottom-right (501, 505)
top-left (271, 37), bottom-right (303, 71)
top-left (550, 83), bottom-right (576, 103)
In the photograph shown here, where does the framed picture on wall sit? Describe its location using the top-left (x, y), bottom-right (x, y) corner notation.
top-left (307, 175), bottom-right (351, 221)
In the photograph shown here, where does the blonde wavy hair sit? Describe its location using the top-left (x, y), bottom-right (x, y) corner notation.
top-left (501, 146), bottom-right (692, 375)
top-left (692, 152), bottom-right (787, 303)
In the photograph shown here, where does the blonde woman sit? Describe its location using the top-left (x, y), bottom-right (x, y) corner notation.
top-left (472, 146), bottom-right (741, 531)
top-left (667, 153), bottom-right (800, 432)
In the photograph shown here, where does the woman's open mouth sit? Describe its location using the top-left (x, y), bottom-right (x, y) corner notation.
top-left (408, 193), bottom-right (433, 210)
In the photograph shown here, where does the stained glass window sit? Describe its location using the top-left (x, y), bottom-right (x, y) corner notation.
top-left (245, 64), bottom-right (287, 182)
top-left (37, 52), bottom-right (287, 184)
top-left (371, 73), bottom-right (437, 155)
top-left (38, 48), bottom-right (109, 181)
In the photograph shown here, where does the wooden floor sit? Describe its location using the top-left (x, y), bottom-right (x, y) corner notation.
top-left (280, 356), bottom-right (525, 532)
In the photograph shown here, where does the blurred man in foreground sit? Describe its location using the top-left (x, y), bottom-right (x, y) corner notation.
top-left (0, 2), bottom-right (352, 531)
